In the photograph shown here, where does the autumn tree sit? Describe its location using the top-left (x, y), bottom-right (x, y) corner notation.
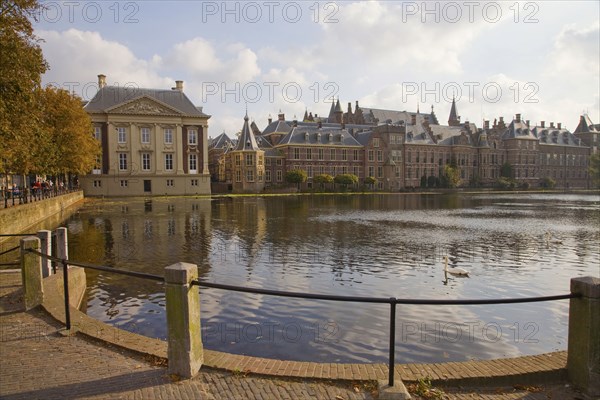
top-left (313, 173), bottom-right (333, 190)
top-left (0, 0), bottom-right (48, 175)
top-left (39, 86), bottom-right (101, 177)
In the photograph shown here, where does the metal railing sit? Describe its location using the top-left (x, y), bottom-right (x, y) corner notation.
top-left (23, 247), bottom-right (580, 387)
top-left (1, 188), bottom-right (79, 209)
top-left (0, 233), bottom-right (36, 268)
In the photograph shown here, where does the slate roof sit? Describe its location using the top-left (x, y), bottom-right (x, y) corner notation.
top-left (502, 119), bottom-right (538, 140)
top-left (261, 120), bottom-right (292, 136)
top-left (360, 108), bottom-right (437, 127)
top-left (233, 115), bottom-right (261, 151)
top-left (277, 126), bottom-right (363, 147)
top-left (209, 132), bottom-right (233, 150)
top-left (532, 126), bottom-right (587, 147)
top-left (84, 86), bottom-right (209, 117)
top-left (574, 114), bottom-right (599, 133)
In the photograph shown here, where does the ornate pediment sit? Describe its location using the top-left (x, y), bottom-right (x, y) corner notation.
top-left (108, 96), bottom-right (181, 115)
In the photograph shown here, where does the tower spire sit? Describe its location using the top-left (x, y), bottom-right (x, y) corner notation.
top-left (448, 96), bottom-right (460, 126)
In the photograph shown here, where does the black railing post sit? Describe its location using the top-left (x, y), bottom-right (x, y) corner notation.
top-left (62, 259), bottom-right (71, 330)
top-left (388, 298), bottom-right (397, 387)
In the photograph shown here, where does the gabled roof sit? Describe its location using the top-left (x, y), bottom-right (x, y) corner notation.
top-left (261, 120), bottom-right (292, 136)
top-left (233, 115), bottom-right (261, 151)
top-left (84, 86), bottom-right (209, 117)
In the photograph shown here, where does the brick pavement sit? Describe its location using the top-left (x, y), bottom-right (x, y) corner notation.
top-left (0, 271), bottom-right (587, 399)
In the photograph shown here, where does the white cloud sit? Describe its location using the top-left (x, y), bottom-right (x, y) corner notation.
top-left (38, 29), bottom-right (172, 95)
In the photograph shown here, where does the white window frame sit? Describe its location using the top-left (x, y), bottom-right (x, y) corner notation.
top-left (188, 129), bottom-right (197, 145)
top-left (119, 153), bottom-right (128, 171)
top-left (118, 127), bottom-right (126, 143)
top-left (141, 127), bottom-right (150, 144)
top-left (142, 153), bottom-right (151, 171)
top-left (188, 153), bottom-right (197, 173)
top-left (165, 153), bottom-right (173, 171)
top-left (164, 128), bottom-right (173, 144)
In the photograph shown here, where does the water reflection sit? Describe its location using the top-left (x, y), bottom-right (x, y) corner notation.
top-left (61, 193), bottom-right (600, 364)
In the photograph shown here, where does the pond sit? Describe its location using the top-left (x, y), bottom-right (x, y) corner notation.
top-left (62, 193), bottom-right (599, 364)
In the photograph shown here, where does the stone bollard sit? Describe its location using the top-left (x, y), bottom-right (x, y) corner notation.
top-left (55, 227), bottom-right (68, 263)
top-left (567, 276), bottom-right (600, 397)
top-left (165, 262), bottom-right (203, 378)
top-left (20, 237), bottom-right (43, 310)
top-left (37, 230), bottom-right (52, 277)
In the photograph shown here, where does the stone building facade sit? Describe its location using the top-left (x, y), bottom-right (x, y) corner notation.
top-left (82, 75), bottom-right (211, 196)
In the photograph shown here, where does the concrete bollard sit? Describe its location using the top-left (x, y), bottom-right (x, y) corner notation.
top-left (37, 230), bottom-right (52, 277)
top-left (567, 276), bottom-right (600, 397)
top-left (20, 237), bottom-right (43, 310)
top-left (165, 262), bottom-right (203, 378)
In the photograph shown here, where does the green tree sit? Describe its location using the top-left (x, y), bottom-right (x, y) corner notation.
top-left (313, 173), bottom-right (333, 190)
top-left (427, 175), bottom-right (438, 188)
top-left (285, 169), bottom-right (307, 190)
top-left (500, 162), bottom-right (513, 178)
top-left (540, 177), bottom-right (556, 189)
top-left (39, 86), bottom-right (101, 177)
top-left (334, 173), bottom-right (359, 190)
top-left (442, 164), bottom-right (461, 188)
top-left (589, 153), bottom-right (600, 188)
top-left (364, 176), bottom-right (377, 190)
top-left (0, 0), bottom-right (49, 175)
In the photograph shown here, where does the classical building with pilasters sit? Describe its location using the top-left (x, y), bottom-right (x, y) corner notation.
top-left (82, 75), bottom-right (211, 196)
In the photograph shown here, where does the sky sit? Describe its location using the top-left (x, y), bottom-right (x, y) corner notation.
top-left (34, 0), bottom-right (600, 138)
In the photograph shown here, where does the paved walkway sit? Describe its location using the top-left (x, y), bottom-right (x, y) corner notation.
top-left (0, 271), bottom-right (586, 399)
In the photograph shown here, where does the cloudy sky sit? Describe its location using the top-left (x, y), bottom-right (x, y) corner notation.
top-left (35, 1), bottom-right (599, 137)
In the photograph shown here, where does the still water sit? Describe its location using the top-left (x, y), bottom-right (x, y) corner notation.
top-left (63, 193), bottom-right (599, 364)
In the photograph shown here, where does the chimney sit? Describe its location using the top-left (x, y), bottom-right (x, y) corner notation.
top-left (293, 119), bottom-right (298, 127)
top-left (411, 114), bottom-right (416, 125)
top-left (550, 122), bottom-right (554, 128)
top-left (317, 120), bottom-right (322, 128)
top-left (541, 121), bottom-right (545, 128)
top-left (174, 80), bottom-right (184, 92)
top-left (484, 120), bottom-right (490, 129)
top-left (278, 112), bottom-right (285, 121)
top-left (515, 113), bottom-right (521, 122)
top-left (526, 120), bottom-right (530, 126)
top-left (98, 74), bottom-right (106, 89)
top-left (347, 102), bottom-right (352, 113)
top-left (557, 122), bottom-right (562, 129)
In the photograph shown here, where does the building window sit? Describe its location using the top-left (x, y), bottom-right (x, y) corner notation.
top-left (118, 127), bottom-right (126, 143)
top-left (246, 170), bottom-right (254, 182)
top-left (276, 158), bottom-right (283, 166)
top-left (258, 156), bottom-right (263, 165)
top-left (189, 154), bottom-right (197, 172)
top-left (164, 128), bottom-right (173, 144)
top-left (368, 166), bottom-right (374, 177)
top-left (235, 170), bottom-right (242, 182)
top-left (188, 129), bottom-right (197, 145)
top-left (354, 149), bottom-right (359, 161)
top-left (342, 149), bottom-right (347, 161)
top-left (245, 154), bottom-right (254, 166)
top-left (141, 127), bottom-right (150, 144)
top-left (142, 153), bottom-right (151, 171)
top-left (276, 170), bottom-right (282, 182)
top-left (294, 148), bottom-right (300, 160)
top-left (266, 170), bottom-right (271, 182)
top-left (377, 166), bottom-right (383, 178)
top-left (119, 153), bottom-right (128, 171)
top-left (368, 150), bottom-right (374, 162)
top-left (235, 154), bottom-right (241, 166)
top-left (377, 150), bottom-right (383, 162)
top-left (93, 180), bottom-right (101, 187)
top-left (191, 179), bottom-right (198, 186)
top-left (306, 148), bottom-right (312, 160)
top-left (120, 180), bottom-right (128, 187)
top-left (307, 165), bottom-right (313, 177)
top-left (94, 126), bottom-right (101, 141)
top-left (258, 170), bottom-right (263, 181)
top-left (165, 154), bottom-right (173, 171)
top-left (318, 149), bottom-right (324, 160)
top-left (373, 138), bottom-right (380, 148)
top-left (166, 179), bottom-right (174, 187)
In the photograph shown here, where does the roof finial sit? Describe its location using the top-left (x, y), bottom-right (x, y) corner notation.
top-left (417, 103), bottom-right (420, 114)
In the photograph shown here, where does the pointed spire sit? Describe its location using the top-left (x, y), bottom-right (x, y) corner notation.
top-left (417, 103), bottom-right (420, 114)
top-left (334, 98), bottom-right (342, 112)
top-left (234, 112), bottom-right (260, 151)
top-left (448, 96), bottom-right (460, 126)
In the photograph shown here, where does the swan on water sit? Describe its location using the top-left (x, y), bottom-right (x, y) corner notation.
top-left (545, 231), bottom-right (563, 245)
top-left (443, 256), bottom-right (469, 277)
